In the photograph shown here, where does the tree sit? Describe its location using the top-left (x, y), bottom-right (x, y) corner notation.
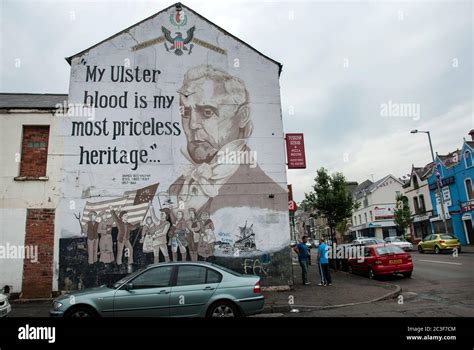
top-left (394, 193), bottom-right (413, 239)
top-left (304, 168), bottom-right (358, 244)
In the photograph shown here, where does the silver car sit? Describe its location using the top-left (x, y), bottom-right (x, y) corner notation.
top-left (384, 236), bottom-right (413, 251)
top-left (50, 262), bottom-right (264, 318)
top-left (0, 293), bottom-right (11, 318)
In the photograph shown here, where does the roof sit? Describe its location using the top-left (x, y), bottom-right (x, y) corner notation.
top-left (0, 93), bottom-right (68, 110)
top-left (414, 162), bottom-right (435, 180)
top-left (65, 2), bottom-right (283, 76)
top-left (354, 175), bottom-right (402, 199)
top-left (438, 150), bottom-right (460, 168)
top-left (465, 141), bottom-right (474, 149)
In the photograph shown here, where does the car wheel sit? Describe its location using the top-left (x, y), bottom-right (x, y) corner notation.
top-left (403, 272), bottom-right (412, 278)
top-left (368, 267), bottom-right (375, 280)
top-left (434, 246), bottom-right (440, 254)
top-left (207, 301), bottom-right (239, 318)
top-left (418, 246), bottom-right (424, 254)
top-left (65, 306), bottom-right (97, 318)
top-left (348, 264), bottom-right (353, 274)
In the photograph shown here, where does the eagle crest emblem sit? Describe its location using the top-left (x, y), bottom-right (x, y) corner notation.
top-left (162, 26), bottom-right (195, 56)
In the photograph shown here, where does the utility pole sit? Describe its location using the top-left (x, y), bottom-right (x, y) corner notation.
top-left (411, 130), bottom-right (449, 233)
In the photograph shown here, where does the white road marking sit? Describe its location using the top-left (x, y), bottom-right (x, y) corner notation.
top-left (417, 259), bottom-right (462, 266)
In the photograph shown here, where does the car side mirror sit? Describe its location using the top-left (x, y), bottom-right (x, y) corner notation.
top-left (124, 283), bottom-right (134, 291)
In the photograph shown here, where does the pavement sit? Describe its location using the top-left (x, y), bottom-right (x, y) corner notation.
top-left (286, 249), bottom-right (474, 317)
top-left (261, 257), bottom-right (400, 314)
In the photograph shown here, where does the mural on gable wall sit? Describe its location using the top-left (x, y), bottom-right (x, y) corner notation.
top-left (57, 5), bottom-right (291, 290)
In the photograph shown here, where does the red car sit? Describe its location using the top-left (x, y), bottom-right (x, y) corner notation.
top-left (347, 244), bottom-right (413, 279)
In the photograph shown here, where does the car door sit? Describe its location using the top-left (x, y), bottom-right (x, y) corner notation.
top-left (169, 265), bottom-right (221, 317)
top-left (113, 265), bottom-right (174, 317)
top-left (420, 234), bottom-right (432, 250)
top-left (360, 247), bottom-right (373, 274)
top-left (424, 234), bottom-right (436, 251)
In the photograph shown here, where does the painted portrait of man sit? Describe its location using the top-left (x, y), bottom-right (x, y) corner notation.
top-left (168, 65), bottom-right (287, 254)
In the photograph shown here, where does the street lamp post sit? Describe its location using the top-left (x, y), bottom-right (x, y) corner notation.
top-left (411, 130), bottom-right (449, 234)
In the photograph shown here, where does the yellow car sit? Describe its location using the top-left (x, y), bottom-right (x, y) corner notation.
top-left (417, 233), bottom-right (461, 254)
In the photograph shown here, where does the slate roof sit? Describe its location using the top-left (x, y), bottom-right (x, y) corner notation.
top-left (0, 93), bottom-right (68, 110)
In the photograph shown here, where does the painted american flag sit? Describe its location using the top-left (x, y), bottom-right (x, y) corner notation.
top-left (81, 183), bottom-right (159, 225)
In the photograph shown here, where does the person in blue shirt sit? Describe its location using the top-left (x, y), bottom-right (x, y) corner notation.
top-left (293, 235), bottom-right (310, 285)
top-left (317, 238), bottom-right (332, 286)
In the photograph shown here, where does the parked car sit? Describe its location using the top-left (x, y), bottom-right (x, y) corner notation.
top-left (50, 262), bottom-right (264, 318)
top-left (347, 244), bottom-right (413, 279)
top-left (384, 236), bottom-right (413, 251)
top-left (351, 237), bottom-right (385, 246)
top-left (417, 233), bottom-right (461, 254)
top-left (0, 293), bottom-right (11, 318)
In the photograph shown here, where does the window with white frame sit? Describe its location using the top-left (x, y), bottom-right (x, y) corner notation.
top-left (465, 178), bottom-right (474, 201)
top-left (464, 150), bottom-right (472, 168)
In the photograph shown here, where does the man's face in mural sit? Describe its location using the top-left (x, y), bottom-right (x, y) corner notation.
top-left (201, 212), bottom-right (209, 221)
top-left (89, 212), bottom-right (97, 222)
top-left (122, 213), bottom-right (129, 223)
top-left (160, 211), bottom-right (167, 221)
top-left (177, 211), bottom-right (184, 221)
top-left (179, 72), bottom-right (249, 164)
top-left (189, 210), bottom-right (195, 219)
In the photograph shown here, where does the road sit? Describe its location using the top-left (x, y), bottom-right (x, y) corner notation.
top-left (286, 250), bottom-right (474, 317)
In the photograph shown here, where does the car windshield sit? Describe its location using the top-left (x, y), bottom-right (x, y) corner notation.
top-left (440, 234), bottom-right (456, 240)
top-left (375, 246), bottom-right (405, 255)
top-left (112, 266), bottom-right (148, 289)
top-left (391, 237), bottom-right (406, 242)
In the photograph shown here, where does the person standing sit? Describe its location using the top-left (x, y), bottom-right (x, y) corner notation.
top-left (109, 206), bottom-right (140, 266)
top-left (317, 238), bottom-right (332, 286)
top-left (82, 211), bottom-right (99, 265)
top-left (186, 208), bottom-right (201, 261)
top-left (293, 235), bottom-right (310, 285)
top-left (149, 205), bottom-right (171, 263)
top-left (97, 210), bottom-right (114, 264)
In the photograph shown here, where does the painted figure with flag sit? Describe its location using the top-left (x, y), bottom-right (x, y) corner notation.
top-left (77, 183), bottom-right (159, 266)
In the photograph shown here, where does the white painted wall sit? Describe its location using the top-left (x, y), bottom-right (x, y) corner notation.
top-left (0, 111), bottom-right (64, 292)
top-left (61, 5), bottom-right (289, 253)
top-left (0, 208), bottom-right (27, 293)
top-left (352, 176), bottom-right (403, 233)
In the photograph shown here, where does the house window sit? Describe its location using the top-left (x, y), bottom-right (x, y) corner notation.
top-left (370, 211), bottom-right (373, 222)
top-left (363, 197), bottom-right (368, 208)
top-left (359, 215), bottom-right (361, 224)
top-left (413, 197), bottom-right (420, 213)
top-left (465, 179), bottom-right (474, 201)
top-left (412, 176), bottom-right (419, 189)
top-left (419, 195), bottom-right (426, 212)
top-left (19, 125), bottom-right (50, 177)
top-left (465, 151), bottom-right (472, 168)
top-left (364, 213), bottom-right (367, 223)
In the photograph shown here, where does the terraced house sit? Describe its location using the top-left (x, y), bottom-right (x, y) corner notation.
top-left (427, 130), bottom-right (474, 246)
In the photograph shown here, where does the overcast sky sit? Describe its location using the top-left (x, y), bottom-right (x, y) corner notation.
top-left (1, 0), bottom-right (472, 202)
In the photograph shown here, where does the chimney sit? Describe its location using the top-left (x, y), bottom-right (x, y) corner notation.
top-left (469, 129), bottom-right (474, 141)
